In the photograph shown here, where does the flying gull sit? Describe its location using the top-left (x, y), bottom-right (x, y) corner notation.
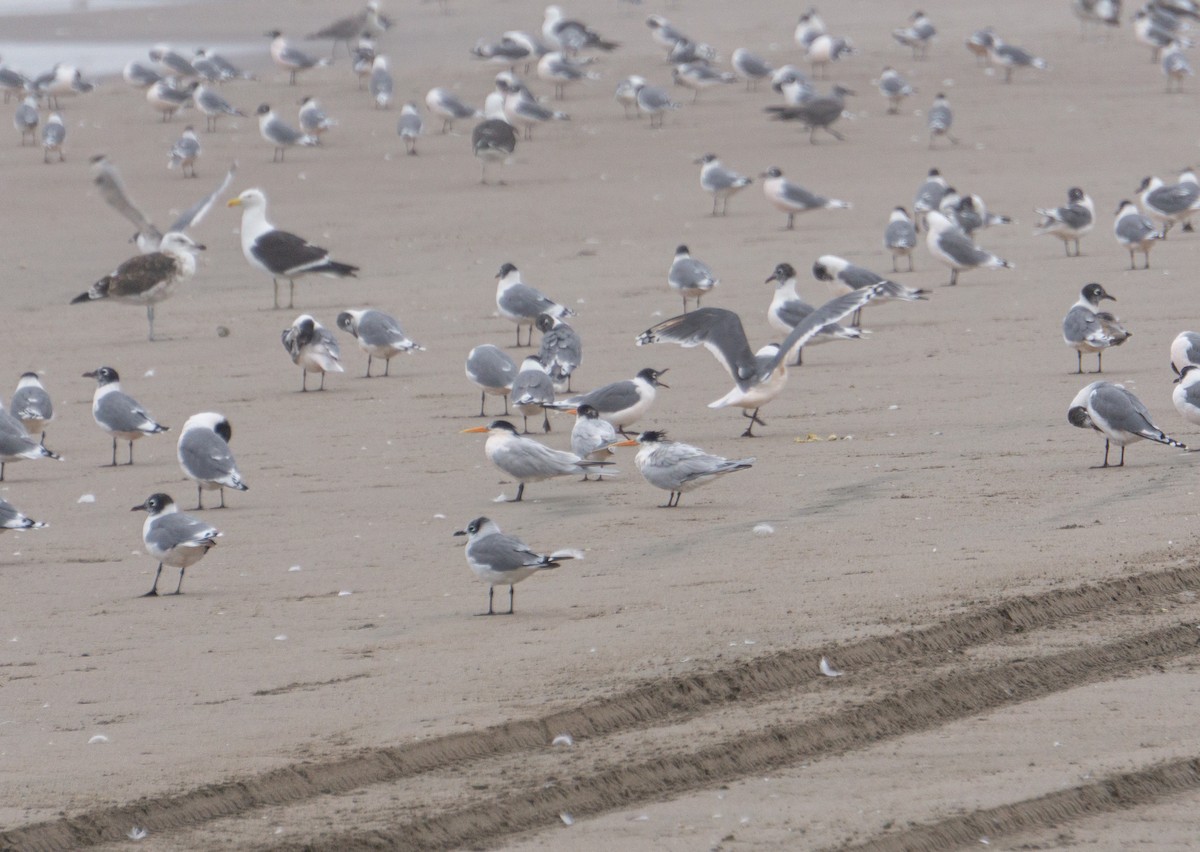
top-left (465, 344), bottom-right (517, 416)
top-left (282, 314), bottom-right (343, 391)
top-left (453, 516), bottom-right (580, 615)
top-left (1068, 381), bottom-right (1185, 467)
top-left (177, 412), bottom-right (247, 509)
top-left (1062, 283), bottom-right (1130, 373)
top-left (228, 188), bottom-right (359, 309)
top-left (133, 492), bottom-right (221, 596)
top-left (616, 430), bottom-right (754, 508)
top-left (461, 420), bottom-right (613, 502)
top-left (83, 366), bottom-right (169, 466)
top-left (495, 262), bottom-right (576, 346)
top-left (1034, 187), bottom-right (1094, 256)
top-left (336, 308), bottom-right (424, 377)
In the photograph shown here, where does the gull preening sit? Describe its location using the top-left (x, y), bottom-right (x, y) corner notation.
top-left (461, 420), bottom-right (614, 502)
top-left (1062, 283), bottom-right (1130, 374)
top-left (133, 493), bottom-right (221, 597)
top-left (1034, 187), bottom-right (1094, 257)
top-left (536, 313), bottom-right (582, 392)
top-left (1069, 381), bottom-right (1185, 467)
top-left (71, 232), bottom-right (205, 341)
top-left (336, 309), bottom-right (424, 377)
top-left (0, 498), bottom-right (46, 533)
top-left (83, 366), bottom-right (169, 466)
top-left (454, 516), bottom-right (580, 615)
top-left (282, 314), bottom-right (343, 391)
top-left (177, 412), bottom-right (248, 509)
top-left (616, 431), bottom-right (755, 508)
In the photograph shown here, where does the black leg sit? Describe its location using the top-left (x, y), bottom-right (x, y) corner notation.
top-left (110, 437), bottom-right (118, 467)
top-left (510, 483), bottom-right (525, 502)
top-left (219, 488), bottom-right (226, 509)
top-left (142, 563), bottom-right (163, 597)
top-left (127, 441), bottom-right (134, 465)
top-left (507, 585), bottom-right (515, 615)
top-left (365, 355), bottom-right (373, 378)
top-left (479, 391), bottom-right (487, 418)
top-left (479, 585), bottom-right (495, 616)
top-left (1076, 351), bottom-right (1083, 374)
top-left (196, 486), bottom-right (204, 511)
top-left (169, 567), bottom-right (186, 595)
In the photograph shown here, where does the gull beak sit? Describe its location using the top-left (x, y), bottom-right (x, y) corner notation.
top-left (460, 425), bottom-right (490, 433)
top-left (1174, 375), bottom-right (1183, 384)
top-left (1101, 293), bottom-right (1115, 302)
top-left (614, 439), bottom-right (638, 447)
top-left (226, 198), bottom-right (242, 208)
top-left (453, 529), bottom-right (467, 537)
top-left (193, 243), bottom-right (207, 251)
top-left (131, 504), bottom-right (146, 512)
top-left (82, 370), bottom-right (97, 378)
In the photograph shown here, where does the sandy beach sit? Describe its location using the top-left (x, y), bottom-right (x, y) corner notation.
top-left (3, 0), bottom-right (1200, 849)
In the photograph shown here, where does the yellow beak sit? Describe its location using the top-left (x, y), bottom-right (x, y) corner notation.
top-left (226, 198), bottom-right (242, 208)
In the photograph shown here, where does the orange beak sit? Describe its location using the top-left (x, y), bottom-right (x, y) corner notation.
top-left (460, 425), bottom-right (490, 433)
top-left (614, 439), bottom-right (638, 447)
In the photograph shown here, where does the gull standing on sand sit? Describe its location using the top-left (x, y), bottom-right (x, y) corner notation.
top-left (1069, 381), bottom-right (1185, 467)
top-left (192, 48), bottom-right (249, 83)
top-left (555, 368), bottom-right (669, 434)
top-left (885, 207), bottom-right (918, 271)
top-left (614, 75), bottom-right (643, 117)
top-left (732, 48), bottom-right (774, 89)
top-left (893, 11), bottom-right (936, 58)
top-left (878, 67), bottom-right (914, 113)
top-left (538, 52), bottom-right (598, 99)
top-left (696, 153), bottom-right (752, 216)
top-left (495, 262), bottom-right (576, 346)
top-left (765, 84), bottom-right (852, 143)
top-left (267, 31), bottom-right (329, 85)
top-left (454, 516), bottom-right (580, 616)
top-left (177, 412), bottom-right (247, 509)
top-left (913, 167), bottom-right (949, 228)
top-left (336, 309), bottom-right (424, 377)
top-left (510, 354), bottom-right (556, 433)
top-left (536, 313), bottom-right (581, 392)
top-left (71, 232), bottom-right (205, 341)
top-left (149, 44), bottom-right (197, 78)
top-left (168, 126), bottom-right (200, 176)
top-left (966, 27), bottom-right (996, 64)
top-left (1034, 187), bottom-right (1094, 256)
top-left (83, 366), bottom-right (168, 466)
top-left (0, 498), bottom-right (46, 533)
top-left (794, 10), bottom-right (827, 50)
top-left (461, 420), bottom-right (613, 503)
top-left (298, 97), bottom-right (337, 144)
top-left (542, 5), bottom-right (618, 55)
top-left (123, 61), bottom-right (161, 89)
top-left (672, 62), bottom-right (735, 101)
top-left (925, 210), bottom-right (1013, 285)
top-left (40, 112), bottom-right (64, 163)
top-left (1062, 283), bottom-right (1130, 374)
top-left (1137, 175), bottom-right (1200, 237)
top-left (1173, 365), bottom-right (1200, 428)
top-left (1171, 331), bottom-right (1200, 376)
top-left (617, 431), bottom-right (754, 508)
top-left (760, 166), bottom-right (850, 230)
top-left (229, 188), bottom-right (359, 309)
top-left (500, 78), bottom-right (568, 141)
top-left (1113, 199), bottom-right (1162, 269)
top-left (1074, 0), bottom-right (1120, 33)
top-left (634, 79), bottom-right (679, 127)
top-left (257, 104), bottom-right (317, 162)
top-left (812, 255), bottom-right (930, 326)
top-left (765, 262), bottom-right (864, 365)
top-left (282, 314), bottom-right (343, 391)
top-left (10, 373), bottom-right (53, 443)
top-left (637, 287), bottom-right (886, 436)
top-left (927, 92), bottom-right (957, 148)
top-left (472, 94), bottom-right (517, 184)
top-left (369, 55), bottom-right (393, 108)
top-left (195, 85), bottom-right (244, 132)
top-left (465, 344), bottom-right (517, 416)
top-left (570, 404), bottom-right (618, 473)
top-left (987, 37), bottom-right (1048, 82)
top-left (145, 79), bottom-right (196, 122)
top-left (396, 102), bottom-right (422, 154)
top-left (133, 493), bottom-right (221, 597)
top-left (426, 87), bottom-right (480, 133)
top-left (668, 245), bottom-right (718, 312)
top-left (1162, 41), bottom-right (1193, 91)
top-left (0, 405), bottom-right (60, 481)
top-left (806, 34), bottom-right (855, 79)
top-left (14, 95), bottom-right (37, 145)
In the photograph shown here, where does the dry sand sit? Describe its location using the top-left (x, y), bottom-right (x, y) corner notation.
top-left (2, 0), bottom-right (1200, 849)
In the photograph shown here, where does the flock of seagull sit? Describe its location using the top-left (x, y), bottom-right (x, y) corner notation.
top-left (4, 0), bottom-right (1200, 615)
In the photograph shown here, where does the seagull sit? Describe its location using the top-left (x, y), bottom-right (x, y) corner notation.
top-left (672, 62), bottom-right (735, 101)
top-left (177, 412), bottom-right (247, 509)
top-left (615, 75), bottom-right (643, 117)
top-left (1162, 41), bottom-right (1193, 91)
top-left (885, 207), bottom-right (919, 272)
top-left (123, 60), bottom-right (162, 89)
top-left (988, 37), bottom-right (1048, 82)
top-left (145, 79), bottom-right (196, 122)
top-left (40, 112), bottom-right (64, 163)
top-left (1171, 331), bottom-right (1200, 376)
top-left (554, 368), bottom-right (668, 433)
top-left (83, 366), bottom-right (169, 466)
top-left (71, 232), bottom-right (204, 341)
top-left (927, 92), bottom-right (958, 148)
top-left (949, 194), bottom-right (1011, 235)
top-left (495, 262), bottom-right (576, 346)
top-left (149, 44), bottom-right (197, 78)
top-left (764, 84), bottom-right (852, 143)
top-left (616, 430), bottom-right (754, 507)
top-left (542, 5), bottom-right (618, 54)
top-left (570, 404), bottom-right (619, 475)
top-left (466, 344), bottom-right (517, 416)
top-left (1069, 381), bottom-right (1185, 467)
top-left (1074, 0), bottom-right (1121, 34)
top-left (0, 63), bottom-right (30, 103)
top-left (133, 493), bottom-right (221, 596)
top-left (257, 103), bottom-right (317, 162)
top-left (472, 34), bottom-right (532, 70)
top-left (396, 102), bottom-right (422, 154)
top-left (192, 48), bottom-right (250, 83)
top-left (167, 126), bottom-right (200, 177)
top-left (296, 97), bottom-right (338, 144)
top-left (336, 309), bottom-right (424, 377)
top-left (0, 497), bottom-right (46, 533)
top-left (472, 95), bottom-right (517, 184)
top-left (1113, 199), bottom-right (1162, 270)
top-left (811, 255), bottom-right (930, 326)
top-left (267, 31), bottom-right (329, 85)
top-left (0, 404), bottom-right (61, 481)
top-left (1173, 364), bottom-right (1200, 428)
top-left (766, 262), bottom-right (866, 364)
top-left (228, 188), bottom-right (359, 309)
top-left (10, 373), bottom-right (53, 443)
top-left (636, 286), bottom-right (887, 436)
top-left (668, 39), bottom-right (718, 65)
top-left (306, 1), bottom-right (392, 58)
top-left (510, 354), bottom-right (556, 433)
top-left (731, 48), bottom-right (774, 90)
top-left (1062, 283), bottom-right (1131, 373)
top-left (634, 79), bottom-right (679, 127)
top-left (194, 85), bottom-right (244, 132)
top-left (536, 313), bottom-right (582, 392)
top-left (893, 10), bottom-right (936, 58)
top-left (500, 79), bottom-right (568, 140)
top-left (806, 34), bottom-right (855, 79)
top-left (878, 66), bottom-right (915, 113)
top-left (352, 34), bottom-right (376, 87)
top-left (34, 63), bottom-right (93, 109)
top-left (760, 166), bottom-right (850, 230)
top-left (460, 420), bottom-right (613, 502)
top-left (925, 210), bottom-right (1013, 285)
top-left (14, 95), bottom-right (37, 145)
top-left (1137, 175), bottom-right (1200, 237)
top-left (368, 55), bottom-right (393, 108)
top-left (794, 9), bottom-right (827, 50)
top-left (454, 516), bottom-right (579, 615)
top-left (426, 87), bottom-right (481, 133)
top-left (537, 51), bottom-right (599, 99)
top-left (1033, 187), bottom-right (1094, 257)
top-left (90, 155), bottom-right (235, 254)
top-left (646, 14), bottom-right (689, 52)
top-left (282, 314), bottom-right (343, 391)
top-left (696, 153), bottom-right (752, 216)
top-left (668, 245), bottom-right (718, 312)
top-left (966, 27), bottom-right (996, 65)
top-left (1134, 8), bottom-right (1189, 60)
top-left (913, 167), bottom-right (949, 229)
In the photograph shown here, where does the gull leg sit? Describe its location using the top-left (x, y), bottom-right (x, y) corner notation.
top-left (196, 486), bottom-right (204, 511)
top-left (949, 269), bottom-right (958, 286)
top-left (169, 567), bottom-right (186, 595)
top-left (302, 370), bottom-right (308, 392)
top-left (128, 440), bottom-right (135, 465)
top-left (288, 280), bottom-right (295, 309)
top-left (273, 278), bottom-right (280, 309)
top-left (365, 355), bottom-right (373, 378)
top-left (507, 585), bottom-right (515, 615)
top-left (142, 563), bottom-right (163, 597)
top-left (479, 391), bottom-right (487, 417)
top-left (219, 488), bottom-right (226, 509)
top-left (319, 372), bottom-right (326, 391)
top-left (147, 305), bottom-right (155, 341)
top-left (509, 483), bottom-right (525, 502)
top-left (1095, 351), bottom-right (1103, 373)
top-left (478, 585), bottom-right (495, 616)
top-left (502, 394), bottom-right (510, 416)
